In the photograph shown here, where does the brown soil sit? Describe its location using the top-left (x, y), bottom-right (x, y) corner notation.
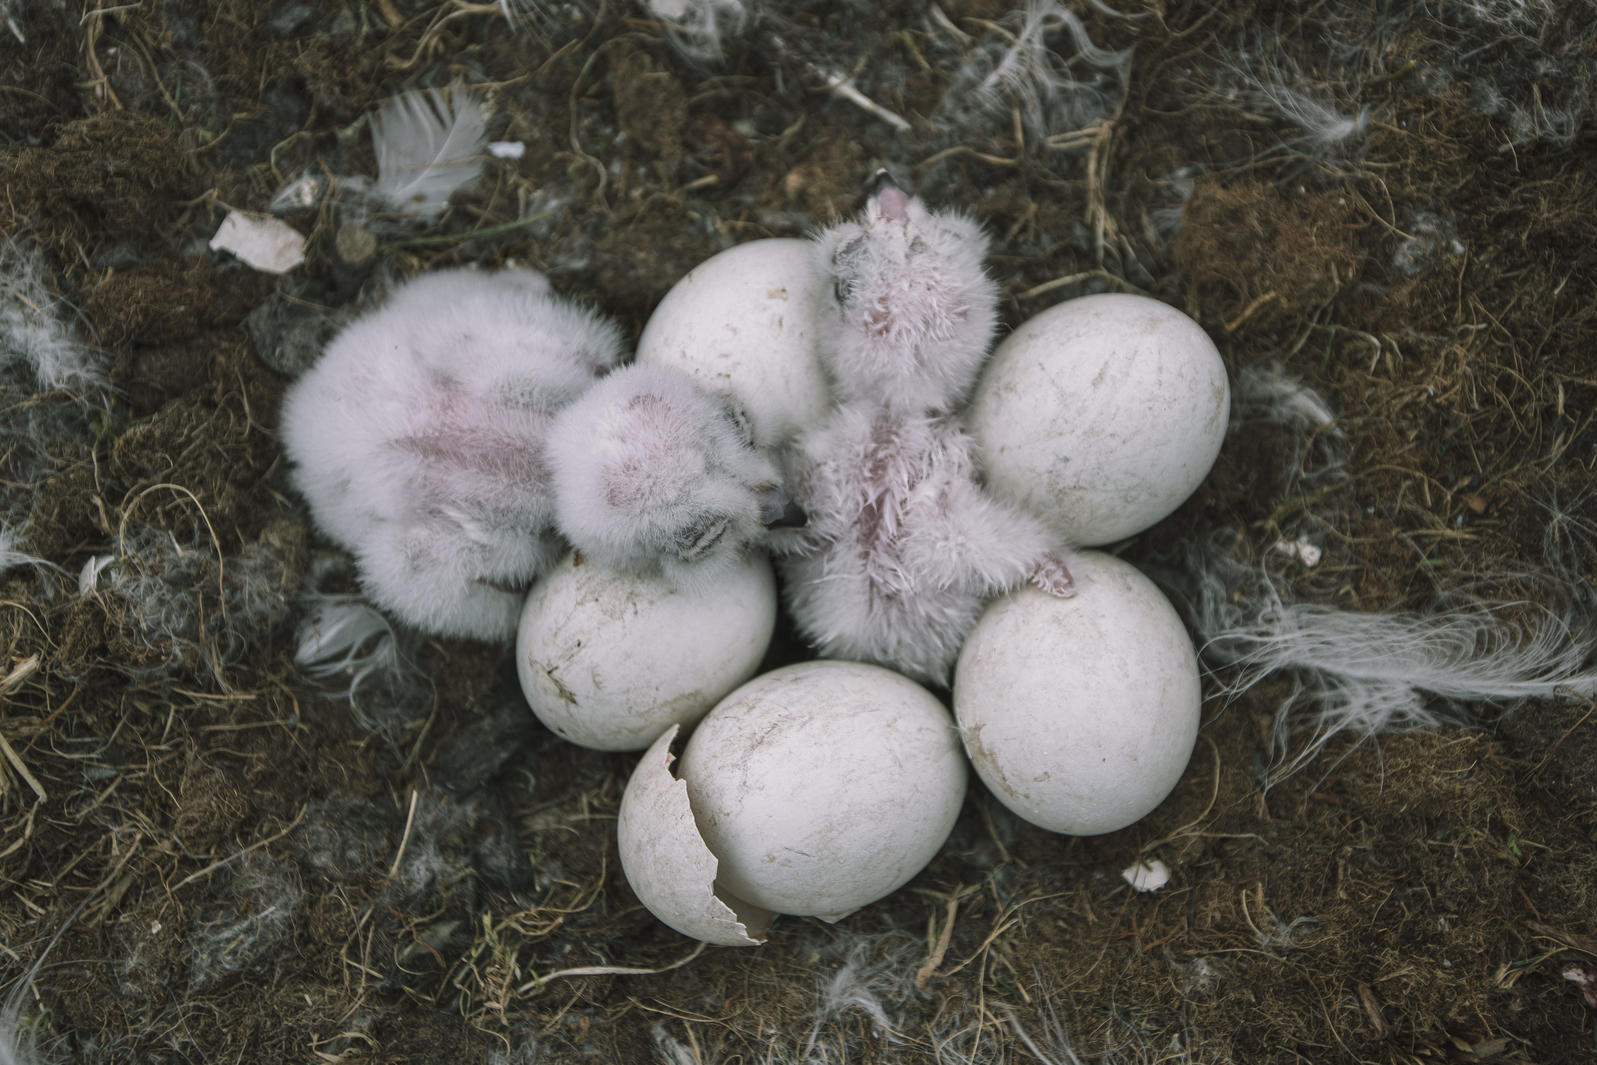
top-left (1, 2), bottom-right (1593, 1063)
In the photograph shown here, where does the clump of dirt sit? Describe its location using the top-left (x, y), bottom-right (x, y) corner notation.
top-left (88, 258), bottom-right (273, 347)
top-left (0, 7), bottom-right (82, 144)
top-left (592, 199), bottom-right (723, 321)
top-left (1173, 178), bottom-right (1365, 335)
top-left (611, 42), bottom-right (691, 164)
top-left (0, 111), bottom-right (194, 266)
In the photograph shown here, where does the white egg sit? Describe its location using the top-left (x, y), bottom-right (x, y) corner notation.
top-left (968, 293), bottom-right (1229, 546)
top-left (953, 551), bottom-right (1201, 836)
top-left (636, 238), bottom-right (832, 447)
top-left (516, 551), bottom-right (777, 751)
top-left (617, 725), bottom-right (773, 946)
top-left (677, 661), bottom-right (967, 920)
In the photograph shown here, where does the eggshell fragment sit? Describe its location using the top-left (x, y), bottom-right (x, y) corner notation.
top-left (1122, 858), bottom-right (1171, 892)
top-left (617, 727), bottom-right (773, 946)
top-left (209, 210), bottom-right (307, 274)
top-left (679, 661), bottom-right (967, 919)
top-left (516, 551), bottom-right (777, 751)
top-left (953, 551), bottom-right (1201, 836)
top-left (969, 293), bottom-right (1229, 545)
top-left (636, 239), bottom-right (832, 447)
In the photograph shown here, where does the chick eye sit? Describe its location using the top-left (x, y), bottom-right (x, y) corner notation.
top-left (675, 515), bottom-right (729, 561)
top-left (718, 401), bottom-right (755, 445)
top-left (830, 235), bottom-right (867, 306)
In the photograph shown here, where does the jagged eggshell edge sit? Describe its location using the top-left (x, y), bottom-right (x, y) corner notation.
top-left (617, 726), bottom-right (774, 946)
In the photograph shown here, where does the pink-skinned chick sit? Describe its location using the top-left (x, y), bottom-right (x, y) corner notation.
top-left (778, 404), bottom-right (1072, 686)
top-left (280, 266), bottom-right (625, 642)
top-left (813, 171), bottom-right (1000, 415)
top-left (547, 362), bottom-right (805, 590)
top-left (775, 174), bottom-right (1073, 684)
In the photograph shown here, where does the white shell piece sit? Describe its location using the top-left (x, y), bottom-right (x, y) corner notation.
top-left (679, 661), bottom-right (967, 918)
top-left (1122, 858), bottom-right (1171, 892)
top-left (969, 294), bottom-right (1229, 545)
top-left (636, 239), bottom-right (832, 448)
top-left (617, 727), bottom-right (772, 946)
top-left (954, 551), bottom-right (1202, 836)
top-left (208, 210), bottom-right (307, 274)
top-left (517, 551), bottom-right (777, 751)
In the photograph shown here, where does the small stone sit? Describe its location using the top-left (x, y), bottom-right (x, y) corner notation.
top-left (335, 224), bottom-right (377, 265)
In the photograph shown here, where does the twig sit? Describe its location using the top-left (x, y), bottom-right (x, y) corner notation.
top-left (388, 788), bottom-right (420, 880)
top-left (762, 30), bottom-right (911, 133)
top-left (81, 6), bottom-right (123, 109)
top-left (381, 209), bottom-right (558, 251)
top-left (1224, 290), bottom-right (1286, 332)
top-left (517, 942), bottom-right (707, 993)
top-left (1015, 269), bottom-right (1149, 300)
top-left (915, 891), bottom-right (960, 989)
top-left (0, 654), bottom-right (40, 697)
top-left (0, 656), bottom-right (46, 801)
top-left (816, 71), bottom-right (911, 133)
top-left (0, 730), bottom-right (46, 803)
top-left (173, 804), bottom-right (308, 889)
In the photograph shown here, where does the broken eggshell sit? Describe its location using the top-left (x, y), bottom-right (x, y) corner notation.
top-left (678, 660), bottom-right (967, 920)
top-left (968, 293), bottom-right (1229, 546)
top-left (618, 662), bottom-right (968, 943)
top-left (635, 239), bottom-right (832, 448)
top-left (209, 210), bottom-right (307, 274)
top-left (516, 550), bottom-right (777, 751)
top-left (953, 550), bottom-right (1201, 836)
top-left (618, 726), bottom-right (773, 946)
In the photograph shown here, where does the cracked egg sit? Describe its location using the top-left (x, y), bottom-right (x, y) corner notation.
top-left (618, 661), bottom-right (967, 942)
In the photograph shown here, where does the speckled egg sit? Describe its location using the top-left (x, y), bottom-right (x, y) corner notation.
top-left (636, 239), bottom-right (832, 447)
top-left (953, 550), bottom-right (1201, 835)
top-left (968, 293), bottom-right (1229, 545)
top-left (516, 550), bottom-right (777, 751)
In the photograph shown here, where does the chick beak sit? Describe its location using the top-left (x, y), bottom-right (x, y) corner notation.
top-left (759, 485), bottom-right (808, 529)
top-left (865, 169), bottom-right (910, 222)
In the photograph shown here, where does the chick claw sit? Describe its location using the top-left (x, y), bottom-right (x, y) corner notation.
top-left (1031, 555), bottom-right (1076, 598)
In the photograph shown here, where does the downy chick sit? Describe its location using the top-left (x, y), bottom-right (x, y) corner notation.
top-left (814, 171), bottom-right (999, 414)
top-left (780, 406), bottom-right (1072, 685)
top-left (547, 362), bottom-right (805, 590)
top-left (777, 177), bottom-right (1073, 684)
top-left (280, 266), bottom-right (625, 642)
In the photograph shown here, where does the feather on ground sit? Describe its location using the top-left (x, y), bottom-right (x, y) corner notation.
top-left (370, 83), bottom-right (488, 218)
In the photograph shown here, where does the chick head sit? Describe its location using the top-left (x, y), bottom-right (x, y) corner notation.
top-left (549, 364), bottom-right (802, 587)
top-left (813, 172), bottom-right (998, 412)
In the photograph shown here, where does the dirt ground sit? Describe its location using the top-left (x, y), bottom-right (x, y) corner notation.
top-left (1, 1), bottom-right (1594, 1062)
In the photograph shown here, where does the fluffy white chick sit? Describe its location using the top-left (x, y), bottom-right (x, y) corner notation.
top-left (547, 362), bottom-right (804, 589)
top-left (778, 405), bottom-right (1072, 685)
top-left (776, 174), bottom-right (1073, 683)
top-left (813, 172), bottom-right (999, 414)
top-left (280, 266), bottom-right (625, 642)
